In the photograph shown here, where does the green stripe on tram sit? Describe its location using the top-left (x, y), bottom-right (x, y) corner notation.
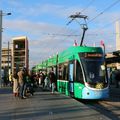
top-left (57, 80), bottom-right (69, 96)
top-left (74, 83), bottom-right (85, 98)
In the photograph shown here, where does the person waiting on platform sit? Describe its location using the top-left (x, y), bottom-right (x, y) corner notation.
top-left (17, 67), bottom-right (27, 99)
top-left (114, 68), bottom-right (120, 88)
top-left (48, 69), bottom-right (57, 94)
top-left (43, 76), bottom-right (50, 90)
top-left (13, 71), bottom-right (19, 97)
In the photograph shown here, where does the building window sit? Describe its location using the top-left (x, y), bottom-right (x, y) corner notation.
top-left (15, 44), bottom-right (18, 49)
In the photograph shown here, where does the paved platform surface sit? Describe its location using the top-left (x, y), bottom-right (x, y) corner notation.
top-left (0, 86), bottom-right (119, 120)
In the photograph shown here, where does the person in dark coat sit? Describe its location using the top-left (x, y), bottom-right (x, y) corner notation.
top-left (48, 70), bottom-right (56, 93)
top-left (114, 69), bottom-right (120, 88)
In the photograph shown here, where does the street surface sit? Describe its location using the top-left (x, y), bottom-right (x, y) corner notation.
top-left (0, 86), bottom-right (119, 120)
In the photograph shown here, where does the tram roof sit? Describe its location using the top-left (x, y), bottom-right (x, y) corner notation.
top-left (34, 46), bottom-right (103, 70)
top-left (59, 46), bottom-right (103, 54)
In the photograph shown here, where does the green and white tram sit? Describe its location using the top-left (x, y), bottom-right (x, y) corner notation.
top-left (33, 46), bottom-right (109, 99)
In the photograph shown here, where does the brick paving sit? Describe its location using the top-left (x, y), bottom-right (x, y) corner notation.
top-left (0, 87), bottom-right (114, 120)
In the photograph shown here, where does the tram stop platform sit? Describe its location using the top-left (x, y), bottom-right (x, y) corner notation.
top-left (0, 86), bottom-right (119, 120)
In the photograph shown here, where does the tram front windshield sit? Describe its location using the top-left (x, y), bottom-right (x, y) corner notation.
top-left (80, 54), bottom-right (108, 87)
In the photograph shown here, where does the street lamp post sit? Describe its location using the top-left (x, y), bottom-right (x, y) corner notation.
top-left (7, 41), bottom-right (10, 81)
top-left (0, 10), bottom-right (11, 88)
top-left (0, 10), bottom-right (2, 88)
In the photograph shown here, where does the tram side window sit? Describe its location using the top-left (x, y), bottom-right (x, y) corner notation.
top-left (76, 61), bottom-right (84, 83)
top-left (58, 63), bottom-right (68, 80)
top-left (63, 64), bottom-right (68, 80)
top-left (53, 67), bottom-right (56, 74)
top-left (58, 65), bottom-right (63, 79)
top-left (47, 68), bottom-right (51, 74)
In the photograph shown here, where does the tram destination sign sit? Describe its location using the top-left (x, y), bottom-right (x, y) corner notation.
top-left (84, 53), bottom-right (103, 58)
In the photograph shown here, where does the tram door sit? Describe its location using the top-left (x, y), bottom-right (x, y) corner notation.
top-left (69, 63), bottom-right (74, 96)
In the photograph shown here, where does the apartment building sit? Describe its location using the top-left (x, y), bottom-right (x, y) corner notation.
top-left (1, 48), bottom-right (12, 76)
top-left (12, 36), bottom-right (29, 75)
top-left (116, 21), bottom-right (120, 50)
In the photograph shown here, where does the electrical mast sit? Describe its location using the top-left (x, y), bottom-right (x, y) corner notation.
top-left (67, 12), bottom-right (88, 46)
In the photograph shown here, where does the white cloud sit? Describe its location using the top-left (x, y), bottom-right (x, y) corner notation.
top-left (4, 19), bottom-right (72, 35)
top-left (2, 2), bottom-right (120, 68)
top-left (3, 19), bottom-right (76, 68)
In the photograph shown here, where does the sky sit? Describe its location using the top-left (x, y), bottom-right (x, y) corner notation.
top-left (1, 0), bottom-right (120, 68)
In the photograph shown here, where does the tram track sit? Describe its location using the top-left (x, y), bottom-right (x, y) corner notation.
top-left (78, 98), bottom-right (120, 120)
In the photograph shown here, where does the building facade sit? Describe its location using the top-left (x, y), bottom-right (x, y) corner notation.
top-left (116, 21), bottom-right (120, 50)
top-left (12, 36), bottom-right (29, 75)
top-left (1, 48), bottom-right (12, 77)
